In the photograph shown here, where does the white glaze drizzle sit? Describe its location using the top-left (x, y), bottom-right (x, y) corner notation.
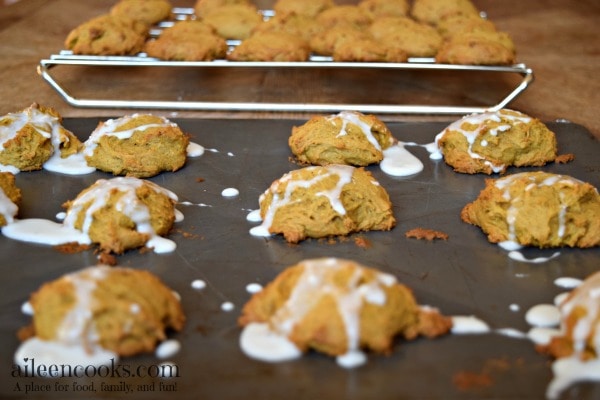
top-left (433, 109), bottom-right (532, 173)
top-left (0, 185), bottom-right (18, 225)
top-left (328, 111), bottom-right (384, 152)
top-left (249, 165), bottom-right (355, 238)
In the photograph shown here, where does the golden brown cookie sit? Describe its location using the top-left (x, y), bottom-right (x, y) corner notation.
top-left (358, 0), bottom-right (410, 18)
top-left (227, 31), bottom-right (310, 61)
top-left (0, 103), bottom-right (82, 172)
top-left (289, 111), bottom-right (395, 166)
top-left (253, 165), bottom-right (395, 243)
top-left (194, 0), bottom-right (252, 18)
top-left (542, 271), bottom-right (600, 361)
top-left (411, 0), bottom-right (480, 25)
top-left (239, 258), bottom-right (452, 360)
top-left (251, 12), bottom-right (323, 43)
top-left (369, 16), bottom-right (443, 58)
top-left (435, 109), bottom-right (557, 174)
top-left (273, 0), bottom-right (334, 18)
top-left (0, 172), bottom-right (20, 226)
top-left (316, 5), bottom-right (373, 29)
top-left (309, 25), bottom-right (372, 56)
top-left (145, 20), bottom-right (228, 60)
top-left (110, 0), bottom-right (173, 25)
top-left (436, 29), bottom-right (516, 65)
top-left (461, 172), bottom-right (600, 248)
top-left (202, 4), bottom-right (262, 40)
top-left (436, 13), bottom-right (497, 39)
top-left (28, 265), bottom-right (185, 357)
top-left (333, 38), bottom-right (409, 62)
top-left (65, 14), bottom-right (148, 55)
top-left (83, 113), bottom-right (189, 178)
top-left (62, 177), bottom-right (179, 254)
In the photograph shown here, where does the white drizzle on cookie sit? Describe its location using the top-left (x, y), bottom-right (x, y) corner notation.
top-left (0, 185), bottom-right (18, 225)
top-left (1, 177), bottom-right (181, 254)
top-left (249, 165), bottom-right (355, 237)
top-left (239, 258), bottom-right (397, 368)
top-left (432, 109), bottom-right (533, 173)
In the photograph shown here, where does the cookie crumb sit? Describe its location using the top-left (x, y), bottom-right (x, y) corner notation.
top-left (405, 228), bottom-right (449, 241)
top-left (555, 153), bottom-right (575, 164)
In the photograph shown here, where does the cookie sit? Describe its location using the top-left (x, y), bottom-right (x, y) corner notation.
top-left (369, 16), bottom-right (443, 58)
top-left (227, 31), bottom-right (310, 62)
top-left (62, 177), bottom-right (179, 253)
top-left (273, 0), bottom-right (334, 18)
top-left (435, 109), bottom-right (557, 174)
top-left (411, 0), bottom-right (480, 25)
top-left (252, 165), bottom-right (396, 243)
top-left (289, 111), bottom-right (395, 166)
top-left (202, 4), bottom-right (263, 40)
top-left (436, 29), bottom-right (516, 65)
top-left (83, 113), bottom-right (189, 178)
top-left (145, 20), bottom-right (228, 60)
top-left (461, 171), bottom-right (600, 248)
top-left (358, 0), bottom-right (410, 18)
top-left (110, 0), bottom-right (173, 25)
top-left (65, 13), bottom-right (148, 55)
top-left (26, 265), bottom-right (185, 357)
top-left (0, 103), bottom-right (82, 172)
top-left (239, 257), bottom-right (452, 365)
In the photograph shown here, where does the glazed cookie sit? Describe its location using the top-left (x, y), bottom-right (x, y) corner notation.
top-left (202, 4), bottom-right (263, 40)
top-left (411, 0), bottom-right (480, 25)
top-left (227, 31), bottom-right (310, 62)
top-left (358, 0), bottom-right (410, 18)
top-left (461, 172), bottom-right (600, 248)
top-left (22, 265), bottom-right (185, 357)
top-left (0, 103), bottom-right (82, 172)
top-left (239, 257), bottom-right (452, 366)
top-left (65, 14), bottom-right (148, 55)
top-left (145, 20), bottom-right (228, 61)
top-left (369, 16), bottom-right (443, 58)
top-left (273, 0), bottom-right (334, 18)
top-left (436, 29), bottom-right (516, 65)
top-left (251, 165), bottom-right (396, 243)
top-left (110, 0), bottom-right (173, 25)
top-left (542, 271), bottom-right (600, 360)
top-left (0, 172), bottom-right (21, 226)
top-left (289, 111), bottom-right (395, 166)
top-left (435, 109), bottom-right (558, 174)
top-left (62, 177), bottom-right (179, 254)
top-left (83, 113), bottom-right (189, 178)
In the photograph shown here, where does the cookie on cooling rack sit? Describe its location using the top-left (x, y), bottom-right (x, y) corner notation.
top-left (411, 0), bottom-right (480, 25)
top-left (358, 0), bottom-right (410, 18)
top-left (194, 0), bottom-right (253, 18)
top-left (65, 14), bottom-right (148, 55)
top-left (202, 4), bottom-right (263, 40)
top-left (110, 0), bottom-right (173, 25)
top-left (251, 12), bottom-right (323, 43)
top-left (316, 5), bottom-right (373, 29)
top-left (227, 31), bottom-right (310, 61)
top-left (436, 29), bottom-right (516, 65)
top-left (145, 20), bottom-right (228, 61)
top-left (369, 16), bottom-right (443, 58)
top-left (273, 0), bottom-right (334, 18)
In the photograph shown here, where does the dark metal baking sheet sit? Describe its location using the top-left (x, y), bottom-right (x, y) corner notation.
top-left (1, 119), bottom-right (598, 400)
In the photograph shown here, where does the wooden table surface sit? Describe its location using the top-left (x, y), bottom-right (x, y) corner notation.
top-left (0, 0), bottom-right (598, 139)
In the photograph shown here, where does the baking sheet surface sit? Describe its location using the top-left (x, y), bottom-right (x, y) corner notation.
top-left (1, 119), bottom-right (598, 399)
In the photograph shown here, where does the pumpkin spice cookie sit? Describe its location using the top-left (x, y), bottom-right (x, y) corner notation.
top-left (461, 171), bottom-right (600, 248)
top-left (110, 0), bottom-right (173, 25)
top-left (358, 0), bottom-right (410, 18)
top-left (251, 165), bottom-right (396, 243)
top-left (19, 265), bottom-right (185, 357)
top-left (227, 31), bottom-right (310, 61)
top-left (436, 29), bottom-right (516, 65)
top-left (239, 257), bottom-right (452, 366)
top-left (435, 109), bottom-right (558, 174)
top-left (289, 111), bottom-right (395, 166)
top-left (83, 113), bottom-right (189, 178)
top-left (145, 20), bottom-right (228, 61)
top-left (65, 13), bottom-right (148, 55)
top-left (273, 0), bottom-right (334, 18)
top-left (202, 4), bottom-right (263, 40)
top-left (369, 16), bottom-right (443, 58)
top-left (411, 0), bottom-right (480, 25)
